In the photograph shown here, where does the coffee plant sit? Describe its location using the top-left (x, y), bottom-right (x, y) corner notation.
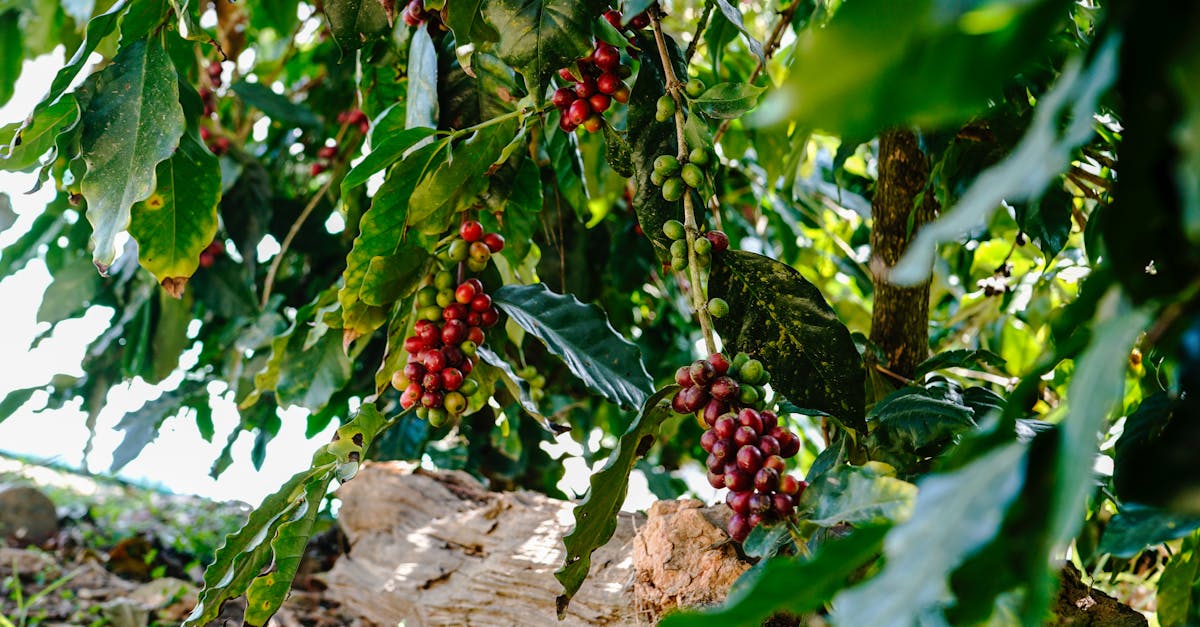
top-left (1, 0), bottom-right (1198, 624)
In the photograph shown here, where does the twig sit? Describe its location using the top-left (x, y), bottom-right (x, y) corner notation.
top-left (712, 0), bottom-right (801, 145)
top-left (873, 363), bottom-right (914, 386)
top-left (650, 8), bottom-right (718, 356)
top-left (684, 0), bottom-right (716, 64)
top-left (260, 176), bottom-right (336, 308)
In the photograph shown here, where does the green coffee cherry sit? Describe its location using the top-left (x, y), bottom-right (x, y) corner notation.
top-left (694, 236), bottom-right (712, 255)
top-left (695, 251), bottom-right (711, 268)
top-left (738, 384), bottom-right (760, 405)
top-left (685, 79), bottom-right (706, 98)
top-left (419, 305), bottom-right (443, 321)
top-left (434, 270), bottom-right (455, 290)
top-left (654, 155), bottom-right (681, 177)
top-left (670, 239), bottom-right (688, 259)
top-left (459, 378), bottom-right (480, 396)
top-left (444, 391), bottom-right (467, 415)
top-left (417, 285), bottom-right (438, 307)
top-left (428, 407), bottom-right (449, 427)
top-left (707, 297), bottom-right (729, 318)
top-left (460, 340), bottom-right (478, 355)
top-left (467, 258), bottom-right (488, 273)
top-left (739, 358), bottom-right (765, 385)
top-left (656, 94), bottom-right (677, 121)
top-left (681, 163), bottom-right (704, 188)
top-left (650, 170), bottom-right (667, 186)
top-left (531, 374), bottom-right (547, 389)
top-left (689, 147), bottom-right (710, 167)
top-left (662, 177), bottom-right (685, 202)
top-left (448, 239), bottom-right (470, 262)
top-left (732, 352), bottom-right (750, 372)
top-left (662, 219), bottom-right (686, 240)
top-left (670, 255), bottom-right (688, 272)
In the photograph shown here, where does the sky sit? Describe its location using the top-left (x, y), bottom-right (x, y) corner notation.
top-left (0, 49), bottom-right (684, 510)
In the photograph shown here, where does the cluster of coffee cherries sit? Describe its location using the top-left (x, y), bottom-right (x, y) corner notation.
top-left (198, 239), bottom-right (225, 269)
top-left (661, 220), bottom-right (729, 273)
top-left (200, 60), bottom-right (223, 118)
top-left (551, 9), bottom-right (643, 134)
top-left (673, 352), bottom-right (807, 542)
top-left (392, 220), bottom-right (506, 427)
top-left (401, 0), bottom-right (441, 27)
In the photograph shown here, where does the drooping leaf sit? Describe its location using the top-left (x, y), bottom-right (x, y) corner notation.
top-left (37, 252), bottom-right (101, 323)
top-left (799, 463), bottom-right (917, 528)
top-left (322, 0), bottom-right (390, 50)
top-left (0, 387), bottom-right (39, 425)
top-left (912, 349), bottom-right (1007, 379)
top-left (80, 35), bottom-right (185, 272)
top-left (0, 95), bottom-right (79, 171)
top-left (889, 39), bottom-right (1118, 285)
top-left (342, 127), bottom-right (439, 190)
top-left (405, 26), bottom-right (439, 131)
top-left (481, 0), bottom-right (607, 99)
top-left (690, 81), bottom-right (766, 119)
top-left (1014, 185), bottom-right (1073, 260)
top-left (601, 122), bottom-right (633, 177)
top-left (710, 0), bottom-right (764, 63)
top-left (476, 344), bottom-right (554, 429)
top-left (710, 250), bottom-right (866, 430)
top-left (660, 525), bottom-right (891, 627)
top-left (1098, 504), bottom-right (1200, 559)
top-left (110, 379), bottom-right (207, 471)
top-left (184, 404), bottom-right (390, 627)
top-left (554, 385), bottom-right (677, 617)
top-left (230, 81), bottom-right (321, 129)
top-left (445, 0), bottom-right (499, 49)
top-left (250, 289), bottom-right (352, 413)
top-left (0, 11), bottom-right (22, 109)
top-left (128, 129), bottom-right (220, 290)
top-left (359, 246), bottom-right (434, 307)
top-left (25, 0), bottom-right (128, 122)
top-left (492, 283), bottom-right (655, 410)
top-left (830, 443), bottom-right (1028, 626)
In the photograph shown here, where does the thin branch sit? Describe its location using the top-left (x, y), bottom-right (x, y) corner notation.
top-left (650, 8), bottom-right (718, 356)
top-left (873, 363), bottom-right (914, 387)
top-left (712, 0), bottom-right (801, 145)
top-left (685, 0), bottom-right (715, 64)
top-left (260, 176), bottom-right (336, 309)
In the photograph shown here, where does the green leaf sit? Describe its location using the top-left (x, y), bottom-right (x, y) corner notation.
top-left (251, 289), bottom-right (352, 412)
top-left (445, 0), bottom-right (499, 48)
top-left (601, 123), bottom-right (633, 177)
top-left (0, 387), bottom-right (39, 425)
top-left (554, 385), bottom-right (677, 617)
top-left (168, 0), bottom-right (207, 40)
top-left (111, 379), bottom-right (206, 471)
top-left (0, 95), bottom-right (79, 171)
top-left (660, 525), bottom-right (891, 627)
top-left (322, 0), bottom-right (389, 50)
top-left (830, 442), bottom-right (1028, 625)
top-left (360, 247), bottom-right (434, 307)
top-left (1158, 534), bottom-right (1200, 627)
top-left (407, 121), bottom-right (519, 235)
top-left (492, 283), bottom-right (655, 410)
top-left (26, 0), bottom-right (128, 121)
top-left (711, 0), bottom-right (764, 63)
top-left (476, 344), bottom-right (553, 428)
top-left (1015, 185), bottom-right (1073, 260)
top-left (37, 252), bottom-right (101, 323)
top-left (405, 26), bottom-right (439, 131)
top-left (911, 349), bottom-right (1007, 379)
top-left (342, 127), bottom-right (439, 190)
top-left (128, 130), bottom-right (220, 290)
top-left (759, 0), bottom-right (1070, 137)
top-left (0, 11), bottom-right (21, 109)
top-left (481, 0), bottom-right (606, 99)
top-left (1098, 504), bottom-right (1200, 559)
top-left (889, 38), bottom-right (1118, 285)
top-left (709, 250), bottom-right (866, 430)
top-left (799, 464), bottom-right (917, 528)
top-left (690, 81), bottom-right (765, 119)
top-left (185, 404), bottom-right (389, 627)
top-left (866, 386), bottom-right (978, 470)
top-left (80, 35), bottom-right (185, 272)
top-left (1050, 292), bottom-right (1152, 546)
top-left (230, 81), bottom-right (321, 129)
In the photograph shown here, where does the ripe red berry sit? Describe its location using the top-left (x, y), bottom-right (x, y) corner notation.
top-left (418, 323), bottom-right (441, 346)
top-left (583, 115), bottom-right (603, 133)
top-left (749, 492), bottom-right (772, 515)
top-left (482, 232), bottom-right (505, 252)
top-left (460, 220), bottom-right (484, 242)
top-left (727, 514), bottom-right (751, 543)
top-left (779, 432), bottom-right (801, 458)
top-left (773, 493), bottom-right (795, 518)
top-left (678, 385), bottom-right (710, 413)
top-left (760, 410), bottom-right (779, 433)
top-left (422, 372), bottom-right (442, 391)
top-left (403, 362), bottom-right (426, 382)
top-left (706, 453), bottom-right (725, 474)
top-left (700, 429), bottom-right (719, 453)
top-left (710, 376), bottom-right (740, 402)
top-left (400, 383), bottom-right (423, 409)
top-left (442, 345), bottom-right (465, 367)
top-left (612, 83), bottom-right (631, 104)
top-left (317, 145), bottom-right (338, 160)
top-left (423, 349), bottom-right (446, 372)
top-left (737, 408), bottom-right (763, 433)
top-left (758, 435), bottom-right (781, 457)
top-left (603, 9), bottom-right (623, 29)
top-left (460, 356), bottom-right (474, 375)
top-left (559, 115), bottom-right (579, 133)
top-left (596, 72), bottom-right (621, 95)
top-left (443, 302), bottom-right (468, 321)
top-left (470, 293), bottom-right (493, 313)
top-left (705, 230), bottom-right (730, 252)
top-left (455, 283), bottom-right (477, 305)
top-left (558, 67), bottom-right (578, 82)
top-left (713, 415), bottom-right (737, 439)
top-left (764, 455), bottom-right (787, 474)
top-left (701, 399), bottom-right (726, 426)
top-left (441, 367), bottom-right (464, 391)
top-left (711, 438), bottom-right (733, 461)
top-left (421, 390), bottom-right (443, 409)
top-left (755, 467), bottom-right (780, 492)
top-left (707, 353), bottom-right (731, 375)
top-left (480, 307), bottom-right (500, 327)
top-left (442, 319), bottom-right (467, 345)
top-left (403, 336), bottom-right (424, 354)
top-left (727, 490), bottom-right (752, 514)
top-left (552, 87), bottom-right (576, 108)
top-left (736, 445), bottom-right (764, 472)
top-left (589, 93), bottom-right (612, 114)
top-left (707, 470), bottom-right (726, 489)
top-left (575, 76), bottom-right (597, 99)
top-left (689, 359), bottom-right (716, 386)
top-left (671, 391), bottom-right (690, 414)
top-left (593, 44), bottom-right (619, 72)
top-left (629, 13), bottom-right (650, 29)
top-left (466, 326), bottom-right (485, 345)
top-left (674, 366), bottom-right (694, 388)
top-left (724, 469), bottom-right (753, 492)
top-left (310, 163), bottom-right (326, 176)
top-left (734, 425), bottom-right (758, 447)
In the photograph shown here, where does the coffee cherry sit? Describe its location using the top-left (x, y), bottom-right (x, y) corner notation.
top-left (700, 429), bottom-right (719, 452)
top-left (317, 145), bottom-right (338, 160)
top-left (567, 99), bottom-right (591, 125)
top-left (669, 255), bottom-right (688, 272)
top-left (552, 87), bottom-right (576, 108)
top-left (734, 425), bottom-right (758, 447)
top-left (404, 362), bottom-right (426, 382)
top-left (693, 236), bottom-right (712, 256)
top-left (583, 115), bottom-right (604, 133)
top-left (419, 305), bottom-right (443, 321)
top-left (763, 455), bottom-right (787, 474)
top-left (662, 177), bottom-right (684, 202)
top-left (603, 9), bottom-right (623, 29)
top-left (460, 220), bottom-right (484, 242)
top-left (466, 326), bottom-right (485, 345)
top-left (656, 94), bottom-right (676, 122)
top-left (423, 349), bottom-right (446, 372)
top-left (443, 391), bottom-right (467, 414)
top-left (589, 93), bottom-right (612, 114)
top-left (780, 474), bottom-right (805, 496)
top-left (468, 241), bottom-right (492, 264)
top-left (689, 147), bottom-right (711, 167)
top-left (421, 389), bottom-right (443, 408)
top-left (404, 336), bottom-right (425, 354)
top-left (670, 239), bottom-right (688, 259)
top-left (707, 298), bottom-right (730, 318)
top-left (738, 358), bottom-right (765, 384)
top-left (391, 368), bottom-right (410, 391)
top-left (685, 79), bottom-right (706, 98)
top-left (727, 490), bottom-right (752, 514)
top-left (671, 391), bottom-right (690, 414)
top-left (558, 67), bottom-right (578, 82)
top-left (681, 163), bottom-right (704, 188)
top-left (442, 320), bottom-right (467, 345)
top-left (708, 353), bottom-right (730, 375)
top-left (455, 282), bottom-right (477, 304)
top-left (713, 415), bottom-right (737, 439)
top-left (727, 514), bottom-right (752, 542)
top-left (575, 76), bottom-right (597, 98)
top-left (654, 155), bottom-right (681, 177)
top-left (711, 438), bottom-right (733, 461)
top-left (480, 307), bottom-right (500, 327)
top-left (422, 372), bottom-right (443, 391)
top-left (748, 492), bottom-right (772, 515)
top-left (613, 84), bottom-right (631, 104)
top-left (428, 407), bottom-right (449, 427)
top-left (707, 470), bottom-right (726, 489)
top-left (759, 435), bottom-right (781, 457)
top-left (705, 230), bottom-right (729, 252)
top-left (662, 219), bottom-right (685, 240)
top-left (674, 365), bottom-right (694, 388)
top-left (441, 367), bottom-right (464, 391)
top-left (400, 383), bottom-right (423, 409)
top-left (738, 385), bottom-right (760, 405)
top-left (594, 43), bottom-right (619, 72)
top-left (710, 376), bottom-right (740, 402)
top-left (443, 302), bottom-right (468, 321)
top-left (434, 270), bottom-right (455, 290)
top-left (559, 115), bottom-right (579, 133)
top-left (779, 432), bottom-right (801, 458)
top-left (677, 384), bottom-right (710, 413)
top-left (417, 285), bottom-right (438, 307)
top-left (689, 359), bottom-right (716, 386)
top-left (701, 399), bottom-right (726, 426)
top-left (725, 469), bottom-right (753, 492)
top-left (773, 493), bottom-right (795, 518)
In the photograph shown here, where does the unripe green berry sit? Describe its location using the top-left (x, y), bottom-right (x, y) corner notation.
top-left (707, 297), bottom-right (729, 318)
top-left (434, 271), bottom-right (455, 290)
top-left (694, 236), bottom-right (712, 255)
top-left (417, 286), bottom-right (438, 307)
top-left (428, 407), bottom-right (449, 427)
top-left (436, 289), bottom-right (455, 308)
top-left (416, 406), bottom-right (429, 420)
top-left (739, 358), bottom-right (765, 385)
top-left (531, 374), bottom-right (547, 389)
top-left (738, 384), bottom-right (759, 405)
top-left (654, 155), bottom-right (680, 177)
top-left (459, 378), bottom-right (480, 396)
top-left (650, 169), bottom-right (666, 186)
top-left (689, 147), bottom-right (710, 167)
top-left (448, 239), bottom-right (470, 262)
top-left (686, 79), bottom-right (705, 98)
top-left (681, 163), bottom-right (704, 188)
top-left (670, 255), bottom-right (688, 272)
top-left (444, 391), bottom-right (467, 415)
top-left (662, 177), bottom-right (685, 202)
top-left (670, 239), bottom-right (688, 259)
top-left (460, 340), bottom-right (478, 355)
top-left (419, 305), bottom-right (443, 321)
top-left (695, 251), bottom-right (711, 268)
top-left (732, 352), bottom-right (750, 371)
top-left (662, 219), bottom-right (686, 240)
top-left (656, 94), bottom-right (676, 121)
top-left (468, 258), bottom-right (488, 273)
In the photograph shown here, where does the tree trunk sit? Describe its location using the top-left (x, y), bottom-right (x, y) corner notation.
top-left (869, 129), bottom-right (937, 380)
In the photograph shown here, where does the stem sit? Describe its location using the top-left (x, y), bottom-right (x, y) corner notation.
top-left (684, 0), bottom-right (715, 64)
top-left (712, 0), bottom-right (801, 145)
top-left (260, 176), bottom-right (336, 308)
top-left (650, 9), bottom-right (717, 356)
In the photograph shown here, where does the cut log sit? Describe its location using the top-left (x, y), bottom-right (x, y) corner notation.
top-left (325, 462), bottom-right (750, 626)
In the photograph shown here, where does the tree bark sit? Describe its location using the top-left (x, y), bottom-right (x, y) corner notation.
top-left (869, 129), bottom-right (937, 379)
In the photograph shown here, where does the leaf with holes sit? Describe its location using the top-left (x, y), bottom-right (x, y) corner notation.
top-left (555, 385), bottom-right (677, 617)
top-left (710, 250), bottom-right (866, 431)
top-left (492, 283), bottom-right (655, 410)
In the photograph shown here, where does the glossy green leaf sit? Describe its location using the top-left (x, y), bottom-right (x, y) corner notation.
top-left (481, 0), bottom-right (607, 99)
top-left (759, 0), bottom-right (1070, 137)
top-left (710, 250), bottom-right (866, 430)
top-left (26, 0), bottom-right (127, 121)
top-left (1158, 533), bottom-right (1200, 627)
top-left (0, 11), bottom-right (21, 109)
top-left (555, 385), bottom-right (677, 617)
top-left (1015, 185), bottom-right (1073, 260)
top-left (322, 0), bottom-right (389, 50)
top-left (476, 344), bottom-right (552, 428)
top-left (445, 0), bottom-right (499, 48)
top-left (0, 95), bottom-right (79, 171)
top-left (1098, 504), bottom-right (1200, 559)
top-left (359, 246), bottom-right (434, 307)
top-left (342, 127), bottom-right (439, 190)
top-left (831, 443), bottom-right (1028, 625)
top-left (799, 463), bottom-right (917, 528)
top-left (405, 26), bottom-right (439, 131)
top-left (660, 525), bottom-right (891, 627)
top-left (890, 38), bottom-right (1118, 285)
top-left (690, 81), bottom-right (765, 119)
top-left (128, 130), bottom-right (220, 290)
top-left (185, 404), bottom-right (389, 627)
top-left (601, 123), bottom-right (633, 177)
top-left (80, 35), bottom-right (185, 272)
top-left (711, 0), bottom-right (764, 63)
top-left (866, 386), bottom-right (978, 470)
top-left (912, 349), bottom-right (1007, 379)
top-left (230, 81), bottom-right (321, 129)
top-left (492, 283), bottom-right (655, 410)
top-left (407, 121), bottom-right (519, 235)
top-left (251, 289), bottom-right (352, 412)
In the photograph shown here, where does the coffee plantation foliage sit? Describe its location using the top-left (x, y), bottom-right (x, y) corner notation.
top-left (1, 0), bottom-right (1199, 623)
